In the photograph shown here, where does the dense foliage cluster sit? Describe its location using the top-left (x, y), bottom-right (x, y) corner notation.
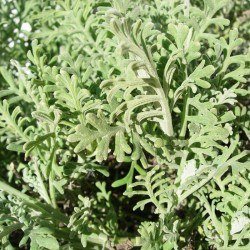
top-left (0, 0), bottom-right (249, 249)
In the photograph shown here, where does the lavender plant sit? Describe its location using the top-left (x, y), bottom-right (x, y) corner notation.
top-left (0, 0), bottom-right (249, 249)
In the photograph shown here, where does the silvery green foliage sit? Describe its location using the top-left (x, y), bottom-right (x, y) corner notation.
top-left (0, 0), bottom-right (249, 249)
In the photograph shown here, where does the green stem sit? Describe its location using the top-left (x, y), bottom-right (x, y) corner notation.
top-left (48, 144), bottom-right (58, 209)
top-left (180, 90), bottom-right (190, 138)
top-left (34, 161), bottom-right (52, 205)
top-left (0, 179), bottom-right (68, 223)
top-left (49, 172), bottom-right (57, 208)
